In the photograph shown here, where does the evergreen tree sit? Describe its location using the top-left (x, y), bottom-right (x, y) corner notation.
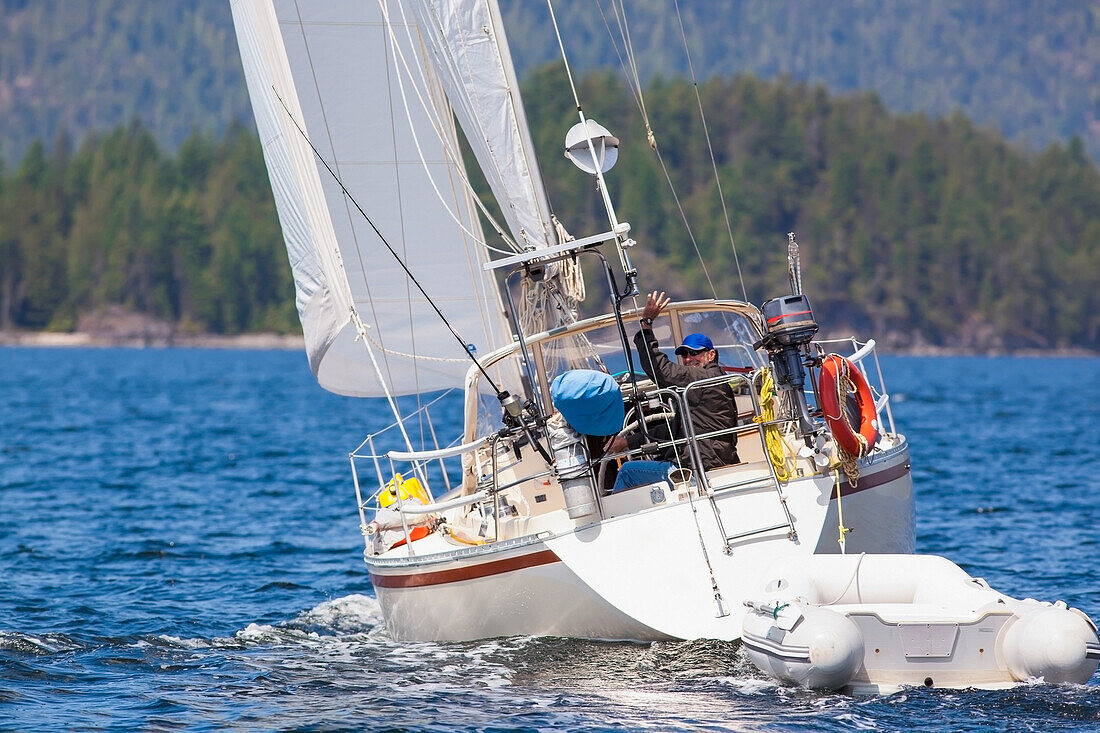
top-left (0, 72), bottom-right (1097, 351)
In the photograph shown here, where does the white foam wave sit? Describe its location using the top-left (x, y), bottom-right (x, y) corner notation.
top-left (292, 593), bottom-right (383, 633)
top-left (155, 595), bottom-right (383, 651)
top-left (710, 675), bottom-right (782, 694)
top-left (156, 634), bottom-right (213, 650)
top-left (201, 595), bottom-right (388, 651)
top-left (0, 630), bottom-right (81, 654)
top-left (832, 712), bottom-right (879, 729)
top-left (236, 622), bottom-right (284, 644)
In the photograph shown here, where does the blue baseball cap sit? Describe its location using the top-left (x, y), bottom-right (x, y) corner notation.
top-left (674, 332), bottom-right (714, 355)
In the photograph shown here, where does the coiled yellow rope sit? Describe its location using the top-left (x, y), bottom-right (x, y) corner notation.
top-left (754, 368), bottom-right (795, 482)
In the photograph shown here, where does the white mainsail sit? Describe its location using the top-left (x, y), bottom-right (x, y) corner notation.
top-left (230, 0), bottom-right (519, 398)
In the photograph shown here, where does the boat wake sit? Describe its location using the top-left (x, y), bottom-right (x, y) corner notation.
top-left (1, 594), bottom-right (1095, 731)
top-left (150, 593), bottom-right (387, 652)
top-left (198, 595), bottom-right (771, 699)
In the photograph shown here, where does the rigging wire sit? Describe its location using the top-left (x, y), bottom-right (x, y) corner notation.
top-left (379, 0), bottom-right (522, 440)
top-left (387, 0), bottom-right (592, 393)
top-left (672, 0), bottom-right (748, 303)
top-left (594, 0), bottom-right (718, 299)
top-left (545, 1), bottom-right (584, 124)
top-left (352, 389), bottom-right (463, 453)
top-left (377, 6), bottom-right (429, 438)
top-left (545, 0), bottom-right (627, 240)
top-left (601, 0), bottom-right (649, 146)
top-left (391, 0), bottom-right (589, 363)
top-left (272, 89), bottom-right (505, 397)
top-left (291, 0), bottom-right (415, 445)
top-left (379, 0), bottom-right (523, 257)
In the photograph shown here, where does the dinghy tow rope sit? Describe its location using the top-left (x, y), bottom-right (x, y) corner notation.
top-left (821, 552), bottom-right (867, 605)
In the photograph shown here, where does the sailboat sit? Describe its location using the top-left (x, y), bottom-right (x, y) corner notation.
top-left (229, 0), bottom-right (1097, 691)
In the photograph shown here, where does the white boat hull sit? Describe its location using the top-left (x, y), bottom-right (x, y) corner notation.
top-left (370, 538), bottom-right (672, 641)
top-left (369, 442), bottom-right (913, 642)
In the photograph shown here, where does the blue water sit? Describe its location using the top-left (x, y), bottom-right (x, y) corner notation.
top-left (1, 348), bottom-right (1097, 731)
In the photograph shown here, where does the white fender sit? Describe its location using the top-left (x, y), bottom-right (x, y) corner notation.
top-left (1002, 603), bottom-right (1100, 684)
top-left (742, 602), bottom-right (864, 690)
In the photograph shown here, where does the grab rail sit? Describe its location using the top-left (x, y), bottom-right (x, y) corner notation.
top-left (849, 338), bottom-right (876, 363)
top-left (679, 374), bottom-right (797, 547)
top-left (396, 490), bottom-right (490, 515)
top-left (388, 436), bottom-right (488, 462)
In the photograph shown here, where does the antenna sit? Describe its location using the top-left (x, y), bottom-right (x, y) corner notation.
top-left (547, 0), bottom-right (637, 296)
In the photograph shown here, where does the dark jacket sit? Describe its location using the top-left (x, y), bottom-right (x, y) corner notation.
top-left (629, 326), bottom-right (739, 470)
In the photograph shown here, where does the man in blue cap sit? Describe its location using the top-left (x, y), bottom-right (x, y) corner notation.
top-left (607, 291), bottom-right (739, 492)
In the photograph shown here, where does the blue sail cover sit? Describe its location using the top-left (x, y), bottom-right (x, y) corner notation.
top-left (550, 370), bottom-right (624, 437)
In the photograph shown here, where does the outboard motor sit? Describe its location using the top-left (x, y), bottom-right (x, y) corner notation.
top-left (757, 294), bottom-right (818, 436)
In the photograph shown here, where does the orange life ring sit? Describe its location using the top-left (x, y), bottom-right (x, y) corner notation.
top-left (818, 354), bottom-right (879, 457)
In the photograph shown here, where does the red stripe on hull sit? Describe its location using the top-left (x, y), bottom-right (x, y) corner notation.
top-left (831, 460), bottom-right (910, 500)
top-left (370, 548), bottom-right (560, 589)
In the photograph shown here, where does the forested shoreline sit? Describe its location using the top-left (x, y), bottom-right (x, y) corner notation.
top-left (1, 71), bottom-right (1097, 352)
top-left (0, 121), bottom-right (297, 337)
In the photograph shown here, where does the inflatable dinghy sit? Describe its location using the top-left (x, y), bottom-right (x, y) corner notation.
top-left (742, 554), bottom-right (1100, 693)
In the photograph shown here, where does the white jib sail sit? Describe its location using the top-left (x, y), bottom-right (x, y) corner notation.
top-left (401, 0), bottom-right (588, 355)
top-left (230, 0), bottom-right (514, 398)
top-left (399, 0), bottom-right (557, 251)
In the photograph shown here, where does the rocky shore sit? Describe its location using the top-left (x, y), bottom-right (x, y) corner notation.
top-left (0, 306), bottom-right (302, 350)
top-left (0, 305), bottom-right (1093, 356)
top-left (0, 329), bottom-right (303, 350)
top-left (1, 328), bottom-right (1093, 357)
